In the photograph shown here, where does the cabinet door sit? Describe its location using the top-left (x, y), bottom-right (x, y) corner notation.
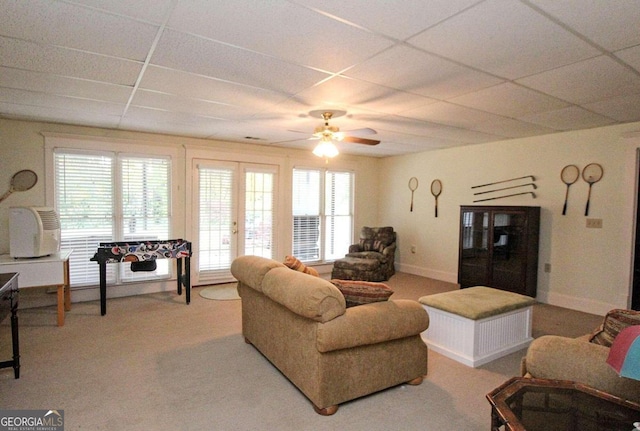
top-left (459, 209), bottom-right (490, 287)
top-left (490, 211), bottom-right (528, 293)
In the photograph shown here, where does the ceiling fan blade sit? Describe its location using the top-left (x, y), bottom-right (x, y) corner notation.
top-left (343, 136), bottom-right (380, 146)
top-left (343, 127), bottom-right (377, 136)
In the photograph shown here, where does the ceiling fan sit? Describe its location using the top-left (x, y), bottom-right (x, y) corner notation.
top-left (307, 110), bottom-right (380, 146)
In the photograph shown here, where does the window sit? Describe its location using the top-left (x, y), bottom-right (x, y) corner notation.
top-left (54, 149), bottom-right (171, 287)
top-left (292, 168), bottom-right (353, 262)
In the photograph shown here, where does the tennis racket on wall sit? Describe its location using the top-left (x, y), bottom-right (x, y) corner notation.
top-left (560, 165), bottom-right (580, 215)
top-left (0, 169), bottom-right (38, 203)
top-left (582, 163), bottom-right (603, 216)
top-left (430, 179), bottom-right (442, 217)
top-left (408, 177), bottom-right (418, 212)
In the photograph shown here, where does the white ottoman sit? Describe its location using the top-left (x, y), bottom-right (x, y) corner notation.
top-left (419, 287), bottom-right (535, 368)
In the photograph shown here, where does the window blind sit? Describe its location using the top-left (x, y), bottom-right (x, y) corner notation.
top-left (54, 150), bottom-right (171, 287)
top-left (292, 168), bottom-right (353, 262)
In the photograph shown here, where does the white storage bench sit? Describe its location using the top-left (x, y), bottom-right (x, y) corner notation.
top-left (419, 286), bottom-right (535, 368)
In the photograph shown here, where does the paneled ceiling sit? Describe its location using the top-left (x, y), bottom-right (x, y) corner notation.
top-left (1, 0), bottom-right (640, 157)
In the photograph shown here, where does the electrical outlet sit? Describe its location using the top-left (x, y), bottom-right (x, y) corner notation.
top-left (586, 218), bottom-right (603, 229)
top-left (544, 263), bottom-right (551, 273)
top-left (410, 245), bottom-right (417, 254)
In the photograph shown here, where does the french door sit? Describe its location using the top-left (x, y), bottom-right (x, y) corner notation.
top-left (193, 160), bottom-right (277, 285)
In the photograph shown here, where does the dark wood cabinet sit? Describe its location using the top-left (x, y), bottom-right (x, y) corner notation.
top-left (458, 206), bottom-right (540, 297)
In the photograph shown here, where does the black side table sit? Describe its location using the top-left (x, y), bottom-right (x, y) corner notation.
top-left (0, 272), bottom-right (20, 379)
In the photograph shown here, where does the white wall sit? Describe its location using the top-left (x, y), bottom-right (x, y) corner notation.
top-left (0, 119), bottom-right (379, 300)
top-left (379, 122), bottom-right (640, 315)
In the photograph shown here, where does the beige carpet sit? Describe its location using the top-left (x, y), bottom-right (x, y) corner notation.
top-left (198, 283), bottom-right (240, 300)
top-left (0, 272), bottom-right (603, 431)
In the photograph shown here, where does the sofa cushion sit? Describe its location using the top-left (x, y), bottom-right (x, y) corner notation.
top-left (262, 267), bottom-right (345, 322)
top-left (330, 279), bottom-right (394, 308)
top-left (344, 251), bottom-right (385, 262)
top-left (589, 309), bottom-right (640, 347)
top-left (230, 255), bottom-right (285, 293)
top-left (283, 255), bottom-right (319, 277)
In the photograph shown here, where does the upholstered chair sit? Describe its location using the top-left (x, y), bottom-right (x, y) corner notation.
top-left (331, 226), bottom-right (397, 282)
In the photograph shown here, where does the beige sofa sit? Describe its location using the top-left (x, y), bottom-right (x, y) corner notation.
top-left (521, 309), bottom-right (640, 404)
top-left (230, 255), bottom-right (429, 415)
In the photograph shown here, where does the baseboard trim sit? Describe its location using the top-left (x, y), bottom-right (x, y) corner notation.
top-left (396, 263), bottom-right (457, 284)
top-left (537, 290), bottom-right (617, 316)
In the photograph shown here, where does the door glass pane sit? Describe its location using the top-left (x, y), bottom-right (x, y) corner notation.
top-left (198, 167), bottom-right (234, 272)
top-left (244, 171), bottom-right (273, 258)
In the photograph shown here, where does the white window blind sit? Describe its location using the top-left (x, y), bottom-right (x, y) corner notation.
top-left (244, 170), bottom-right (274, 258)
top-left (324, 171), bottom-right (353, 260)
top-left (198, 167), bottom-right (234, 272)
top-left (292, 168), bottom-right (353, 262)
top-left (120, 156), bottom-right (171, 282)
top-left (54, 150), bottom-right (171, 287)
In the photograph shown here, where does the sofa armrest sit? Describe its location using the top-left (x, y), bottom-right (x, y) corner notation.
top-left (316, 299), bottom-right (429, 353)
top-left (524, 335), bottom-right (640, 403)
top-left (348, 244), bottom-right (361, 253)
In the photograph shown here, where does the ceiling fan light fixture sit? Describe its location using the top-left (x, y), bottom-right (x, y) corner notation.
top-left (312, 139), bottom-right (339, 158)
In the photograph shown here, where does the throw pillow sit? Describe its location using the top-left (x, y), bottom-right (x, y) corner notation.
top-left (330, 279), bottom-right (394, 308)
top-left (283, 255), bottom-right (319, 277)
top-left (589, 309), bottom-right (640, 347)
top-left (373, 240), bottom-right (385, 253)
top-left (359, 239), bottom-right (375, 251)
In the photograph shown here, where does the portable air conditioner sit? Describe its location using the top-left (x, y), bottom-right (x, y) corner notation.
top-left (9, 207), bottom-right (61, 258)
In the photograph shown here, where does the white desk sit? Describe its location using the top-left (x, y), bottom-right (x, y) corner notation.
top-left (0, 250), bottom-right (72, 326)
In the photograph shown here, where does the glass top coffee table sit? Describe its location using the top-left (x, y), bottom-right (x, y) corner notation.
top-left (487, 377), bottom-right (640, 431)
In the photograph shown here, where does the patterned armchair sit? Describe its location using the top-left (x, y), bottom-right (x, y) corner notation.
top-left (331, 227), bottom-right (397, 282)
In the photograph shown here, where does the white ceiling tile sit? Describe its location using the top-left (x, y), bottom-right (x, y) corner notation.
top-left (151, 30), bottom-right (330, 94)
top-left (616, 45), bottom-right (640, 72)
top-left (471, 116), bottom-right (557, 138)
top-left (529, 0), bottom-right (640, 51)
top-left (516, 55), bottom-right (640, 104)
top-left (291, 0), bottom-right (483, 40)
top-left (450, 82), bottom-right (571, 117)
top-left (345, 45), bottom-right (503, 99)
top-left (293, 76), bottom-right (438, 116)
top-left (584, 93), bottom-right (640, 122)
top-left (138, 66), bottom-right (290, 111)
top-left (66, 0), bottom-right (175, 24)
top-left (0, 88), bottom-right (126, 116)
top-left (121, 106), bottom-right (228, 137)
top-left (401, 102), bottom-right (510, 131)
top-left (0, 102), bottom-right (121, 128)
top-left (1, 1), bottom-right (640, 157)
top-left (168, 0), bottom-right (393, 72)
top-left (131, 89), bottom-right (257, 120)
top-left (0, 67), bottom-right (133, 103)
top-left (0, 0), bottom-right (160, 60)
top-left (408, 0), bottom-right (600, 79)
top-left (0, 36), bottom-right (142, 86)
top-left (519, 106), bottom-right (616, 131)
top-left (365, 115), bottom-right (503, 144)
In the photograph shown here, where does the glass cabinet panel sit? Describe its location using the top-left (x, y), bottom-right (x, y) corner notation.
top-left (491, 211), bottom-right (526, 291)
top-left (459, 209), bottom-right (490, 287)
top-left (458, 206), bottom-right (540, 297)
